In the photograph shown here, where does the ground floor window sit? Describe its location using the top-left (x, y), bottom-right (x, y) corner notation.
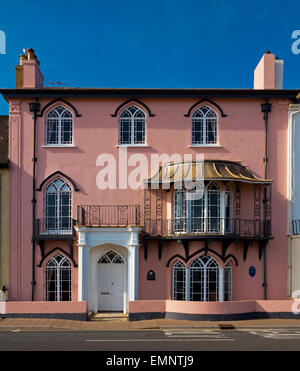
top-left (173, 261), bottom-right (186, 300)
top-left (172, 255), bottom-right (232, 301)
top-left (45, 253), bottom-right (72, 301)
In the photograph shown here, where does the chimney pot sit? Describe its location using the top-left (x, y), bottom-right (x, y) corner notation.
top-left (19, 54), bottom-right (27, 65)
top-left (27, 48), bottom-right (36, 60)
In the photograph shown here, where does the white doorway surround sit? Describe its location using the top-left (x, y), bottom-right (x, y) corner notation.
top-left (75, 226), bottom-right (141, 314)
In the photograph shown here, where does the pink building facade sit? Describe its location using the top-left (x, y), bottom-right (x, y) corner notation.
top-left (1, 49), bottom-right (300, 320)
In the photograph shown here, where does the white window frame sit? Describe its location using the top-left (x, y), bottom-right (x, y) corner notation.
top-left (45, 106), bottom-right (74, 146)
top-left (224, 263), bottom-right (232, 301)
top-left (118, 105), bottom-right (147, 146)
top-left (191, 105), bottom-right (219, 146)
top-left (44, 178), bottom-right (72, 234)
top-left (45, 253), bottom-right (72, 302)
top-left (172, 256), bottom-right (232, 302)
top-left (173, 182), bottom-right (233, 235)
top-left (172, 261), bottom-right (186, 300)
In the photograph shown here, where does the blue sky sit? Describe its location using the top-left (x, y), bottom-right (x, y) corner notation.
top-left (0, 0), bottom-right (299, 114)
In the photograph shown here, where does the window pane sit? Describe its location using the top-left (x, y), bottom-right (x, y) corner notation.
top-left (174, 191), bottom-right (186, 232)
top-left (134, 119), bottom-right (145, 144)
top-left (60, 266), bottom-right (72, 301)
top-left (45, 268), bottom-right (57, 301)
top-left (60, 192), bottom-right (71, 230)
top-left (224, 266), bottom-right (232, 301)
top-left (61, 119), bottom-right (72, 144)
top-left (47, 119), bottom-right (59, 144)
top-left (191, 197), bottom-right (204, 232)
top-left (206, 119), bottom-right (217, 144)
top-left (192, 119), bottom-right (203, 144)
top-left (173, 264), bottom-right (186, 300)
top-left (207, 269), bottom-right (218, 301)
top-left (45, 193), bottom-right (57, 230)
top-left (190, 268), bottom-right (204, 301)
top-left (207, 189), bottom-right (220, 232)
top-left (120, 119), bottom-right (131, 144)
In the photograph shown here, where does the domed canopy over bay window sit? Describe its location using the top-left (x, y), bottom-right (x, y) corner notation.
top-left (146, 160), bottom-right (272, 186)
top-left (143, 160), bottom-right (272, 239)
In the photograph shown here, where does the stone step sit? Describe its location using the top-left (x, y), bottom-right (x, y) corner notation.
top-left (88, 312), bottom-right (128, 321)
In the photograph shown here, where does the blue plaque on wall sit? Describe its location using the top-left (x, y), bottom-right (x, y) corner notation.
top-left (249, 266), bottom-right (256, 277)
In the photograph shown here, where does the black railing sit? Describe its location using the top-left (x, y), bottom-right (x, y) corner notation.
top-left (35, 218), bottom-right (76, 239)
top-left (77, 205), bottom-right (141, 227)
top-left (144, 218), bottom-right (271, 238)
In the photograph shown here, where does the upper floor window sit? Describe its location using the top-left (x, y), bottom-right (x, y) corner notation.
top-left (174, 182), bottom-right (233, 234)
top-left (46, 106), bottom-right (73, 145)
top-left (44, 178), bottom-right (72, 233)
top-left (192, 106), bottom-right (218, 145)
top-left (119, 105), bottom-right (146, 145)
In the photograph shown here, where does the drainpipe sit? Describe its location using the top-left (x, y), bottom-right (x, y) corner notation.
top-left (29, 101), bottom-right (40, 301)
top-left (261, 100), bottom-right (272, 300)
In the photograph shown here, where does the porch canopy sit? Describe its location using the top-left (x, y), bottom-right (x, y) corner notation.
top-left (145, 160), bottom-right (272, 186)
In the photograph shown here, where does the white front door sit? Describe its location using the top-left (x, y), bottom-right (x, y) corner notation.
top-left (98, 251), bottom-right (124, 311)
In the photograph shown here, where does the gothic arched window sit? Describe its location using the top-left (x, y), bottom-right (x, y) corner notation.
top-left (172, 255), bottom-right (232, 302)
top-left (46, 106), bottom-right (73, 145)
top-left (119, 106), bottom-right (146, 145)
top-left (192, 105), bottom-right (218, 145)
top-left (44, 178), bottom-right (72, 233)
top-left (45, 253), bottom-right (72, 301)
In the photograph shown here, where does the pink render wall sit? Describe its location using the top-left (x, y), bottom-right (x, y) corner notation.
top-left (129, 299), bottom-right (295, 315)
top-left (8, 96), bottom-right (290, 302)
top-left (0, 301), bottom-right (86, 314)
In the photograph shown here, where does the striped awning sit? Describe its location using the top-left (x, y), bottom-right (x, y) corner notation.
top-left (146, 160), bottom-right (272, 185)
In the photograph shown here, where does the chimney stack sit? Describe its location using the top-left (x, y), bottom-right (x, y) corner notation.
top-left (254, 51), bottom-right (284, 89)
top-left (15, 48), bottom-right (44, 89)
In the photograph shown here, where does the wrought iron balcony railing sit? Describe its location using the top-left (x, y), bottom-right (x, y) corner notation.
top-left (35, 218), bottom-right (76, 239)
top-left (144, 218), bottom-right (271, 238)
top-left (77, 205), bottom-right (141, 227)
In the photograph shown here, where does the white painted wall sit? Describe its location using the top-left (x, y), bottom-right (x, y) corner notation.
top-left (288, 105), bottom-right (300, 296)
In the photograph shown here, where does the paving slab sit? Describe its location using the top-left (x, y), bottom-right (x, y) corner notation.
top-left (0, 317), bottom-right (300, 331)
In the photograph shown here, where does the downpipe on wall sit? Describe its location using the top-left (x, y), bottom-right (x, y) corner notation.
top-left (261, 100), bottom-right (272, 300)
top-left (29, 101), bottom-right (40, 301)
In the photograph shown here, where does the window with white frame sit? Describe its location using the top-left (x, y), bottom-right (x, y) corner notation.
top-left (45, 253), bottom-right (72, 301)
top-left (46, 106), bottom-right (73, 145)
top-left (224, 262), bottom-right (232, 301)
top-left (174, 182), bottom-right (233, 234)
top-left (99, 251), bottom-right (124, 264)
top-left (172, 256), bottom-right (232, 302)
top-left (119, 105), bottom-right (146, 145)
top-left (44, 178), bottom-right (72, 233)
top-left (192, 105), bottom-right (218, 145)
top-left (173, 261), bottom-right (186, 300)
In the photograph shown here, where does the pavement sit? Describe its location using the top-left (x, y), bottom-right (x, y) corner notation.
top-left (1, 316), bottom-right (300, 331)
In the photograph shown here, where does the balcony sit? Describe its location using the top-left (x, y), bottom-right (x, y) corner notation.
top-left (77, 205), bottom-right (141, 227)
top-left (144, 218), bottom-right (271, 239)
top-left (34, 218), bottom-right (76, 240)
